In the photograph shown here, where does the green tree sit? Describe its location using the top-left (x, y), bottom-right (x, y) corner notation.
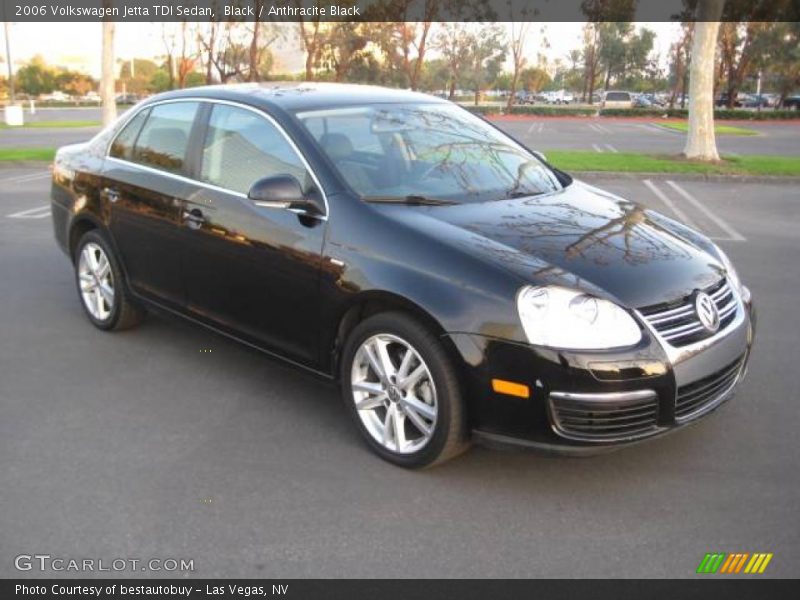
top-left (418, 58), bottom-right (452, 92)
top-left (433, 22), bottom-right (472, 99)
top-left (580, 0), bottom-right (636, 102)
top-left (768, 23), bottom-right (800, 105)
top-left (519, 66), bottom-right (551, 93)
top-left (57, 70), bottom-right (96, 96)
top-left (464, 25), bottom-right (506, 105)
top-left (319, 22), bottom-right (367, 82)
top-left (15, 55), bottom-right (58, 96)
top-left (119, 59), bottom-right (159, 94)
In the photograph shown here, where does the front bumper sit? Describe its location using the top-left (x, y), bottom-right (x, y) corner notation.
top-left (447, 289), bottom-right (756, 454)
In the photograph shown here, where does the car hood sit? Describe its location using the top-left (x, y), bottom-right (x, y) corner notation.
top-left (397, 181), bottom-right (724, 309)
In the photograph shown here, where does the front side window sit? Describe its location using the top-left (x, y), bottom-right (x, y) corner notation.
top-left (132, 102), bottom-right (199, 174)
top-left (294, 103), bottom-right (562, 204)
top-left (200, 104), bottom-right (312, 196)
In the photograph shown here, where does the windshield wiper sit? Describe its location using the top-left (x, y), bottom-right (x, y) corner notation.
top-left (504, 190), bottom-right (544, 200)
top-left (362, 195), bottom-right (457, 206)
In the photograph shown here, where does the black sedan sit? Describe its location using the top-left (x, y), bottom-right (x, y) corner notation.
top-left (51, 83), bottom-right (755, 467)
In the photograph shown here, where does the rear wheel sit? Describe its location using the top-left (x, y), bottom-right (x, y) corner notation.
top-left (74, 230), bottom-right (144, 331)
top-left (341, 312), bottom-right (469, 468)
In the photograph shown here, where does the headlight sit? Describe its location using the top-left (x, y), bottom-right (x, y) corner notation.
top-left (517, 286), bottom-right (642, 350)
top-left (714, 245), bottom-right (742, 293)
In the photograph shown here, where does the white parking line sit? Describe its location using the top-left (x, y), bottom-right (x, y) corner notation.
top-left (665, 180), bottom-right (746, 241)
top-left (638, 123), bottom-right (667, 135)
top-left (0, 171), bottom-right (50, 184)
top-left (594, 123), bottom-right (611, 134)
top-left (592, 143), bottom-right (604, 153)
top-left (604, 144), bottom-right (619, 153)
top-left (7, 205), bottom-right (51, 219)
top-left (527, 122), bottom-right (544, 135)
top-left (642, 179), bottom-right (699, 229)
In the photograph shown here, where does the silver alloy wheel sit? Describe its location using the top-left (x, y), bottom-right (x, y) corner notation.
top-left (351, 333), bottom-right (438, 454)
top-left (78, 242), bottom-right (115, 322)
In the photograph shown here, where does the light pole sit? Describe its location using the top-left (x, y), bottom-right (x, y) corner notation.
top-left (756, 70), bottom-right (762, 113)
top-left (3, 20), bottom-right (15, 103)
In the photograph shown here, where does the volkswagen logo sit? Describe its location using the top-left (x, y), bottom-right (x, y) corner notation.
top-left (695, 292), bottom-right (720, 333)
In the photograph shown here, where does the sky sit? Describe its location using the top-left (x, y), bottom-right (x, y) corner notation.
top-left (1, 21), bottom-right (683, 78)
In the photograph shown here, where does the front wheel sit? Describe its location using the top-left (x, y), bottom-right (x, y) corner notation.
top-left (340, 312), bottom-right (470, 468)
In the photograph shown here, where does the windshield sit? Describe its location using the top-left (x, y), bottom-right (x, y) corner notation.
top-left (294, 103), bottom-right (562, 204)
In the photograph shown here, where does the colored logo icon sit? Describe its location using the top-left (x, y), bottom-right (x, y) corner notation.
top-left (696, 552), bottom-right (773, 574)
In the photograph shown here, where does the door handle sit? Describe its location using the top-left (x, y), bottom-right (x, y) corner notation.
top-left (102, 187), bottom-right (120, 203)
top-left (182, 208), bottom-right (205, 230)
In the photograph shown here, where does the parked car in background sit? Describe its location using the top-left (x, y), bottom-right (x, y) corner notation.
top-left (50, 83), bottom-right (756, 468)
top-left (641, 93), bottom-right (666, 107)
top-left (741, 94), bottom-right (770, 108)
top-left (782, 96), bottom-right (800, 110)
top-left (39, 91), bottom-right (70, 102)
top-left (543, 90), bottom-right (574, 105)
top-left (115, 93), bottom-right (140, 105)
top-left (514, 90), bottom-right (535, 105)
top-left (716, 92), bottom-right (746, 108)
top-left (632, 95), bottom-right (653, 108)
top-left (602, 91), bottom-right (633, 109)
top-left (761, 93), bottom-right (780, 107)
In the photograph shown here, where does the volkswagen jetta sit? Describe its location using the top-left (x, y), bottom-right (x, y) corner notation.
top-left (51, 83), bottom-right (755, 467)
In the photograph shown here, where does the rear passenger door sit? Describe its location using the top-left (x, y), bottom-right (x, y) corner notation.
top-left (180, 103), bottom-right (327, 365)
top-left (104, 101), bottom-right (202, 308)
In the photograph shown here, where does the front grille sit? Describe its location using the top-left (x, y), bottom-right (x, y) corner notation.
top-left (639, 278), bottom-right (737, 347)
top-left (549, 391), bottom-right (659, 441)
top-left (675, 355), bottom-right (745, 421)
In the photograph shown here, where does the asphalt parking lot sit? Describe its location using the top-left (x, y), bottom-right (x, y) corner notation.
top-left (1, 164), bottom-right (798, 578)
top-left (499, 116), bottom-right (800, 156)
top-left (4, 107), bottom-right (799, 157)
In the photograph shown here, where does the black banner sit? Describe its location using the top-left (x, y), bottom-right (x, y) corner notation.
top-left (2, 0), bottom-right (800, 23)
top-left (3, 579), bottom-right (800, 600)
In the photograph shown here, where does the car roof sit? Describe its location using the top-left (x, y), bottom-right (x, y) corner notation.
top-left (143, 82), bottom-right (448, 113)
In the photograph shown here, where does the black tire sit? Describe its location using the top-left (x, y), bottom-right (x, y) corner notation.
top-left (74, 230), bottom-right (145, 331)
top-left (340, 311), bottom-right (470, 468)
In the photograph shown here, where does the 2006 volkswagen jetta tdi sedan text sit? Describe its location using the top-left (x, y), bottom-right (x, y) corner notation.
top-left (51, 83), bottom-right (755, 467)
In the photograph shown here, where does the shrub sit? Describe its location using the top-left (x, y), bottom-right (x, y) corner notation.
top-left (510, 105), bottom-right (597, 117)
top-left (599, 107), bottom-right (799, 120)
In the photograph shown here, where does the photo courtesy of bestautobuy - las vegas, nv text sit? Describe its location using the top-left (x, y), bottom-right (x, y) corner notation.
top-left (1, 0), bottom-right (799, 597)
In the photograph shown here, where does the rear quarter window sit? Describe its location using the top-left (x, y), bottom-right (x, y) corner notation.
top-left (109, 109), bottom-right (149, 161)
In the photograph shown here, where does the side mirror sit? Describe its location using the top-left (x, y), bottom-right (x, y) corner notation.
top-left (248, 174), bottom-right (325, 218)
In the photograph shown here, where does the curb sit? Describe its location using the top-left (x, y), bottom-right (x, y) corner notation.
top-left (572, 171), bottom-right (800, 184)
top-left (0, 160), bottom-right (53, 168)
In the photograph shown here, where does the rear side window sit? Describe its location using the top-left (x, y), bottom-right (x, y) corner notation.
top-left (109, 109), bottom-right (149, 161)
top-left (605, 92), bottom-right (631, 102)
top-left (200, 104), bottom-right (312, 195)
top-left (132, 102), bottom-right (199, 175)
